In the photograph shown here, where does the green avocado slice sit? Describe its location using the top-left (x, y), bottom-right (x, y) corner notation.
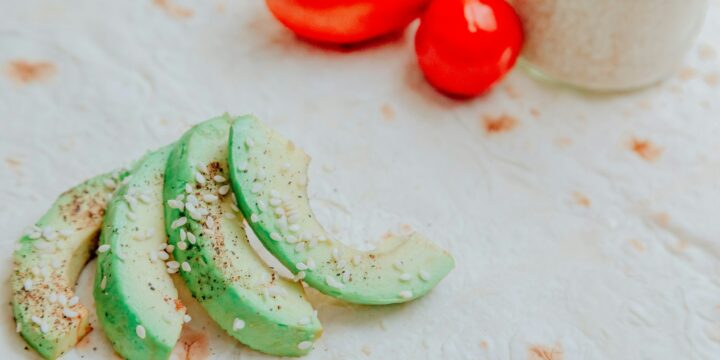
top-left (163, 115), bottom-right (322, 357)
top-left (12, 171), bottom-right (126, 359)
top-left (228, 115), bottom-right (454, 305)
top-left (94, 146), bottom-right (184, 360)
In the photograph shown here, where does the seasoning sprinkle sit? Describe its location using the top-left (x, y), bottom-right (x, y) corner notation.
top-left (419, 270), bottom-right (431, 282)
top-left (98, 244), bottom-right (111, 253)
top-left (297, 341), bottom-right (313, 350)
top-left (399, 290), bottom-right (413, 299)
top-left (171, 217), bottom-right (187, 229)
top-left (136, 325), bottom-right (146, 339)
top-left (181, 262), bottom-right (191, 272)
top-left (233, 318), bottom-right (245, 331)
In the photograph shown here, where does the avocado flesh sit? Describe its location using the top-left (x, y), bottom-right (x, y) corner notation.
top-left (228, 116), bottom-right (455, 305)
top-left (12, 171), bottom-right (125, 359)
top-left (94, 146), bottom-right (184, 360)
top-left (163, 115), bottom-right (322, 357)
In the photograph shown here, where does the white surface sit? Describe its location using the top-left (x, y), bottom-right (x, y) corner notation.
top-left (1, 1), bottom-right (720, 359)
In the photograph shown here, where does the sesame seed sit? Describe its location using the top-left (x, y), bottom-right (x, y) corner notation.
top-left (187, 232), bottom-right (197, 244)
top-left (236, 162), bottom-right (248, 171)
top-left (149, 251), bottom-right (158, 262)
top-left (352, 255), bottom-right (361, 266)
top-left (289, 224), bottom-right (300, 233)
top-left (127, 212), bottom-right (137, 221)
top-left (399, 290), bottom-right (413, 299)
top-left (399, 273), bottom-right (411, 281)
top-left (51, 259), bottom-right (62, 269)
top-left (30, 266), bottom-right (40, 276)
top-left (213, 175), bottom-right (226, 183)
top-left (23, 279), bottom-right (33, 291)
top-left (419, 270), bottom-right (431, 281)
top-left (337, 259), bottom-right (347, 269)
top-left (294, 271), bottom-right (306, 281)
top-left (138, 193), bottom-right (152, 204)
top-left (103, 178), bottom-right (117, 190)
top-left (98, 244), bottom-right (111, 253)
top-left (245, 137), bottom-right (255, 147)
top-left (49, 293), bottom-right (58, 303)
top-left (297, 341), bottom-right (313, 350)
top-left (274, 208), bottom-right (285, 216)
top-left (257, 169), bottom-right (267, 180)
top-left (187, 209), bottom-right (203, 221)
top-left (166, 244), bottom-right (175, 252)
top-left (171, 217), bottom-right (187, 229)
top-left (205, 216), bottom-right (215, 228)
top-left (270, 232), bottom-right (281, 241)
top-left (295, 243), bottom-right (306, 252)
top-left (269, 198), bottom-right (282, 207)
top-left (307, 258), bottom-right (316, 270)
top-left (180, 228), bottom-right (187, 241)
top-left (332, 248), bottom-right (341, 261)
top-left (43, 227), bottom-right (58, 241)
top-left (218, 185), bottom-right (230, 195)
top-left (100, 276), bottom-right (107, 290)
top-left (326, 275), bottom-right (345, 289)
top-left (298, 317), bottom-right (310, 326)
top-left (257, 200), bottom-right (267, 211)
top-left (167, 199), bottom-right (184, 210)
top-left (288, 215), bottom-right (299, 224)
top-left (184, 314), bottom-right (192, 323)
top-left (230, 203), bottom-right (240, 212)
top-left (63, 308), bottom-right (78, 318)
top-left (286, 235), bottom-right (298, 244)
top-left (177, 241), bottom-right (187, 250)
top-left (68, 296), bottom-right (79, 306)
top-left (342, 272), bottom-right (351, 283)
top-left (167, 267), bottom-right (178, 274)
top-left (40, 322), bottom-right (49, 334)
top-left (158, 251), bottom-right (170, 261)
top-left (185, 184), bottom-right (193, 193)
top-left (251, 183), bottom-right (263, 194)
top-left (195, 172), bottom-right (206, 185)
top-left (296, 262), bottom-right (308, 270)
top-left (282, 163), bottom-right (291, 170)
top-left (224, 212), bottom-right (235, 219)
top-left (136, 325), bottom-right (146, 339)
top-left (167, 261), bottom-right (180, 269)
top-left (181, 262), bottom-right (191, 272)
top-left (28, 231), bottom-right (41, 240)
top-left (250, 214), bottom-right (259, 223)
top-left (41, 266), bottom-right (51, 278)
top-left (59, 229), bottom-right (74, 237)
top-left (58, 295), bottom-right (67, 306)
top-left (202, 194), bottom-right (218, 203)
top-left (16, 322), bottom-right (21, 333)
top-left (233, 318), bottom-right (245, 331)
top-left (31, 316), bottom-right (43, 326)
top-left (197, 162), bottom-right (208, 173)
top-left (393, 260), bottom-right (403, 271)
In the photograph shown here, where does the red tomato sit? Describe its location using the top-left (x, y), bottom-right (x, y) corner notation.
top-left (266, 0), bottom-right (430, 45)
top-left (415, 0), bottom-right (523, 97)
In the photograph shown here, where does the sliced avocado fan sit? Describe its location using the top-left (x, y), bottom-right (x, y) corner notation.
top-left (12, 171), bottom-right (126, 359)
top-left (94, 146), bottom-right (184, 360)
top-left (228, 115), bottom-right (454, 305)
top-left (163, 115), bottom-right (322, 357)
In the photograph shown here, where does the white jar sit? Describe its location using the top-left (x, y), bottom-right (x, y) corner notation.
top-left (511, 0), bottom-right (708, 91)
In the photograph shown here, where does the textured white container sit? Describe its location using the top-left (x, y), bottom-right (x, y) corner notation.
top-left (513, 0), bottom-right (708, 91)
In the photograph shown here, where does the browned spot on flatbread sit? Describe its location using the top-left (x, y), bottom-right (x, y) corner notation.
top-left (380, 103), bottom-right (395, 121)
top-left (698, 44), bottom-right (717, 61)
top-left (75, 327), bottom-right (94, 349)
top-left (480, 340), bottom-right (489, 349)
top-left (636, 100), bottom-right (651, 110)
top-left (5, 156), bottom-right (22, 175)
top-left (503, 84), bottom-right (520, 99)
top-left (6, 60), bottom-right (56, 84)
top-left (528, 344), bottom-right (564, 360)
top-left (482, 114), bottom-right (517, 134)
top-left (678, 67), bottom-right (696, 81)
top-left (653, 212), bottom-right (670, 227)
top-left (572, 192), bottom-right (590, 207)
top-left (361, 345), bottom-right (372, 356)
top-left (530, 108), bottom-right (541, 119)
top-left (629, 239), bottom-right (646, 252)
top-left (153, 0), bottom-right (193, 18)
top-left (555, 137), bottom-right (572, 147)
top-left (630, 138), bottom-right (662, 161)
top-left (704, 73), bottom-right (719, 87)
top-left (172, 326), bottom-right (210, 360)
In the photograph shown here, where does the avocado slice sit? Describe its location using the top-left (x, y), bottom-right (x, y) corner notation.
top-left (228, 116), bottom-right (454, 305)
top-left (12, 170), bottom-right (126, 359)
top-left (163, 115), bottom-right (322, 357)
top-left (94, 146), bottom-right (184, 360)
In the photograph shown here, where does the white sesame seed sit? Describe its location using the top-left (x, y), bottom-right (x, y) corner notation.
top-left (419, 270), bottom-right (431, 281)
top-left (98, 244), bottom-right (111, 253)
top-left (166, 244), bottom-right (175, 253)
top-left (167, 261), bottom-right (180, 269)
top-left (282, 163), bottom-right (291, 170)
top-left (159, 242), bottom-right (169, 251)
top-left (205, 216), bottom-right (215, 229)
top-left (233, 318), bottom-right (245, 331)
top-left (286, 235), bottom-right (298, 244)
top-left (294, 271), bottom-right (306, 281)
top-left (49, 293), bottom-right (58, 303)
top-left (100, 276), bottom-right (107, 290)
top-left (250, 214), bottom-right (259, 223)
top-left (197, 163), bottom-right (208, 173)
top-left (400, 273), bottom-right (412, 281)
top-left (296, 262), bottom-right (308, 270)
top-left (163, 313), bottom-right (174, 324)
top-left (213, 175), bottom-right (226, 183)
top-left (177, 241), bottom-right (188, 250)
top-left (288, 215), bottom-right (299, 224)
top-left (43, 227), bottom-right (57, 241)
top-left (16, 322), bottom-right (21, 333)
top-left (41, 266), bottom-right (51, 278)
top-left (195, 172), bottom-right (206, 185)
top-left (58, 295), bottom-right (67, 306)
top-left (63, 308), bottom-right (78, 318)
top-left (270, 232), bottom-right (281, 241)
top-left (136, 325), bottom-right (146, 339)
top-left (104, 178), bottom-right (117, 190)
top-left (393, 260), bottom-right (403, 271)
top-left (218, 185), bottom-right (230, 195)
top-left (171, 217), bottom-right (187, 229)
top-left (30, 266), bottom-right (40, 276)
top-left (158, 251), bottom-right (170, 261)
top-left (236, 161), bottom-right (248, 171)
top-left (59, 229), bottom-right (74, 237)
top-left (116, 249), bottom-right (127, 260)
top-left (28, 231), bottom-right (41, 240)
top-left (245, 137), bottom-right (255, 148)
top-left (68, 296), bottom-right (79, 306)
top-left (187, 232), bottom-right (197, 244)
top-left (168, 199), bottom-right (184, 210)
top-left (257, 200), bottom-right (267, 211)
top-left (277, 216), bottom-right (288, 231)
top-left (40, 322), bottom-right (49, 334)
top-left (202, 194), bottom-right (218, 203)
top-left (297, 341), bottom-right (313, 350)
top-left (176, 194), bottom-right (185, 201)
top-left (399, 290), bottom-right (413, 299)
top-left (180, 228), bottom-right (187, 241)
top-left (332, 248), bottom-right (341, 261)
top-left (183, 314), bottom-right (192, 323)
top-left (289, 224), bottom-right (301, 233)
top-left (185, 184), bottom-right (193, 193)
top-left (342, 272), bottom-right (351, 283)
top-left (224, 212), bottom-right (235, 219)
top-left (167, 267), bottom-right (178, 274)
top-left (307, 258), bottom-right (316, 270)
top-left (138, 193), bottom-right (152, 204)
top-left (298, 317), bottom-right (310, 326)
top-left (337, 259), bottom-right (347, 269)
top-left (295, 243), bottom-right (306, 252)
top-left (230, 203), bottom-right (240, 212)
top-left (23, 279), bottom-right (33, 291)
top-left (187, 209), bottom-right (203, 221)
top-left (127, 212), bottom-right (137, 221)
top-left (181, 262), bottom-right (191, 272)
top-left (269, 198), bottom-right (282, 207)
top-left (31, 316), bottom-right (43, 326)
top-left (251, 183), bottom-right (263, 194)
top-left (257, 169), bottom-right (267, 180)
top-left (326, 275), bottom-right (345, 289)
top-left (352, 255), bottom-right (361, 266)
top-left (149, 251), bottom-right (158, 262)
top-left (274, 208), bottom-right (285, 216)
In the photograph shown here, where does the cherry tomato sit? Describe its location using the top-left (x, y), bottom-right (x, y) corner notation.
top-left (414, 0), bottom-right (523, 97)
top-left (266, 0), bottom-right (430, 45)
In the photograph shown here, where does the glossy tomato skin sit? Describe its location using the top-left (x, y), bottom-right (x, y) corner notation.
top-left (266, 0), bottom-right (430, 44)
top-left (415, 0), bottom-right (523, 97)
